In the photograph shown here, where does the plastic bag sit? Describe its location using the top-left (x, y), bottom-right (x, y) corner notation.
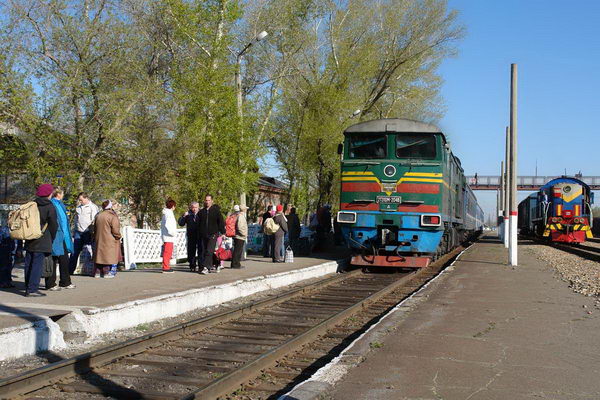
top-left (285, 246), bottom-right (294, 263)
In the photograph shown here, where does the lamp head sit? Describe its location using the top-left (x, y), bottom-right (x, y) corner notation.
top-left (256, 31), bottom-right (268, 41)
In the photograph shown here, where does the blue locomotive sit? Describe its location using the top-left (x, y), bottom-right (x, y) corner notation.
top-left (518, 176), bottom-right (594, 243)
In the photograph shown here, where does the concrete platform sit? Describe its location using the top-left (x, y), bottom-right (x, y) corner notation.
top-left (286, 235), bottom-right (600, 400)
top-left (0, 250), bottom-right (347, 361)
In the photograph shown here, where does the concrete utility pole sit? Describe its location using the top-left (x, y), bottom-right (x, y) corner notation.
top-left (504, 126), bottom-right (509, 248)
top-left (498, 161), bottom-right (504, 238)
top-left (508, 64), bottom-right (518, 266)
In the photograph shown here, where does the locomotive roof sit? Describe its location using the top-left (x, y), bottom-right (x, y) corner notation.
top-left (344, 118), bottom-right (447, 143)
top-left (540, 176), bottom-right (590, 191)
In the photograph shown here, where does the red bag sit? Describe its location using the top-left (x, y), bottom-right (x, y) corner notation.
top-left (215, 246), bottom-right (232, 261)
top-left (225, 214), bottom-right (238, 237)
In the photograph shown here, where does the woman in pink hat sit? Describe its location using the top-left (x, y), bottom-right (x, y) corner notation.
top-left (23, 184), bottom-right (58, 297)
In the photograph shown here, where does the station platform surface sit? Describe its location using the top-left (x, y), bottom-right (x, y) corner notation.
top-left (325, 235), bottom-right (600, 400)
top-left (0, 250), bottom-right (345, 331)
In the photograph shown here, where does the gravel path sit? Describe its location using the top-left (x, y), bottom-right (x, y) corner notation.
top-left (526, 243), bottom-right (600, 297)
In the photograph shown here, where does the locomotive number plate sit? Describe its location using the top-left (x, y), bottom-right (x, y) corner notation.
top-left (376, 196), bottom-right (402, 204)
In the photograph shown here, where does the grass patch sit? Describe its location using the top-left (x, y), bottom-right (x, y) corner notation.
top-left (135, 323), bottom-right (150, 332)
top-left (132, 262), bottom-right (163, 270)
top-left (473, 321), bottom-right (496, 338)
top-left (369, 341), bottom-right (384, 349)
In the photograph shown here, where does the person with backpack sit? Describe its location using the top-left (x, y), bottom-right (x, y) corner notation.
top-left (45, 187), bottom-right (75, 290)
top-left (260, 205), bottom-right (273, 257)
top-left (198, 195), bottom-right (225, 274)
top-left (228, 205), bottom-right (248, 269)
top-left (21, 184), bottom-right (58, 297)
top-left (271, 204), bottom-right (288, 263)
top-left (68, 192), bottom-right (100, 274)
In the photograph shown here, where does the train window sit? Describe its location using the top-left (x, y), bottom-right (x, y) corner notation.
top-left (396, 133), bottom-right (436, 159)
top-left (348, 134), bottom-right (387, 159)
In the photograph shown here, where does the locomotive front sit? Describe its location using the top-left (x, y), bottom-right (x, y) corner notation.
top-left (336, 119), bottom-right (446, 268)
top-left (540, 178), bottom-right (593, 242)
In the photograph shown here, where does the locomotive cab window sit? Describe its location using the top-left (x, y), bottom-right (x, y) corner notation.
top-left (396, 133), bottom-right (437, 159)
top-left (348, 134), bottom-right (387, 159)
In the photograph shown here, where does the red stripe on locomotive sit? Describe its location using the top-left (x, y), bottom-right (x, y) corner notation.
top-left (341, 182), bottom-right (381, 192)
top-left (396, 183), bottom-right (440, 194)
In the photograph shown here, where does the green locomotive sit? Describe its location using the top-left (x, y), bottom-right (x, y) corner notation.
top-left (336, 118), bottom-right (484, 268)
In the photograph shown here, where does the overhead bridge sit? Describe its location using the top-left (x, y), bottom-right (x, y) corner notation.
top-left (466, 176), bottom-right (600, 191)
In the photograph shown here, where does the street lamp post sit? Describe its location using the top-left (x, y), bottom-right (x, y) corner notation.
top-left (235, 31), bottom-right (268, 208)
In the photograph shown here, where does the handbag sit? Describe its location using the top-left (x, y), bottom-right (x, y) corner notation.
top-left (42, 255), bottom-right (54, 278)
top-left (284, 246), bottom-right (294, 263)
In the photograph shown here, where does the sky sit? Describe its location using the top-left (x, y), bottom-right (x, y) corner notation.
top-left (439, 0), bottom-right (600, 220)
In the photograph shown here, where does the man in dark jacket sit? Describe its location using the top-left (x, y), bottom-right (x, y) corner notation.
top-left (272, 204), bottom-right (288, 262)
top-left (24, 184), bottom-right (58, 297)
top-left (178, 201), bottom-right (202, 271)
top-left (287, 207), bottom-right (301, 252)
top-left (198, 195), bottom-right (225, 274)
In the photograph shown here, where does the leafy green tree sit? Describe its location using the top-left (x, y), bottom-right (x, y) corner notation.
top-left (263, 0), bottom-right (463, 213)
top-left (164, 0), bottom-right (262, 210)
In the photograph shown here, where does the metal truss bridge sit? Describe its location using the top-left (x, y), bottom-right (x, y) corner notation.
top-left (466, 175), bottom-right (600, 191)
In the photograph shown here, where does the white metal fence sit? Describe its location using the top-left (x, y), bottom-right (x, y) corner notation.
top-left (122, 226), bottom-right (187, 270)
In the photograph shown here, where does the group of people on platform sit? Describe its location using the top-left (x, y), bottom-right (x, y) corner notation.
top-left (0, 183), bottom-right (328, 297)
top-left (160, 194), bottom-right (247, 274)
top-left (0, 184), bottom-right (122, 296)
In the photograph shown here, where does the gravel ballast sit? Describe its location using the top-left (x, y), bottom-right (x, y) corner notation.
top-left (526, 243), bottom-right (600, 297)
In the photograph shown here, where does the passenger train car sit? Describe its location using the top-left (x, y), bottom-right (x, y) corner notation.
top-left (518, 176), bottom-right (593, 243)
top-left (336, 118), bottom-right (484, 268)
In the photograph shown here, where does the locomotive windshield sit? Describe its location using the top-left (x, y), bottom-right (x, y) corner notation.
top-left (395, 133), bottom-right (437, 159)
top-left (348, 134), bottom-right (387, 159)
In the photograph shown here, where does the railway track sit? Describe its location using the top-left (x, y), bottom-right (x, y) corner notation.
top-left (0, 247), bottom-right (464, 400)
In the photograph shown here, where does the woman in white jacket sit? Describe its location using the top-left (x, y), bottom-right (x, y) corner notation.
top-left (160, 199), bottom-right (177, 273)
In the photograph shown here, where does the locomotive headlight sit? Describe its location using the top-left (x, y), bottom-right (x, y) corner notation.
top-left (383, 165), bottom-right (396, 177)
top-left (337, 211), bottom-right (357, 224)
top-left (551, 217), bottom-right (558, 223)
top-left (421, 214), bottom-right (442, 227)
